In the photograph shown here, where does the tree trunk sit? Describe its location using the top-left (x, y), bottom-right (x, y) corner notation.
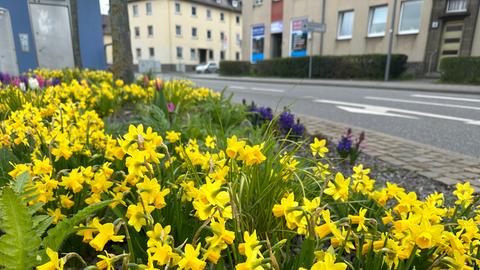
top-left (110, 0), bottom-right (134, 83)
top-left (70, 0), bottom-right (83, 68)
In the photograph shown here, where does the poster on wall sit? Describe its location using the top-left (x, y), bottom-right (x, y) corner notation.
top-left (290, 18), bottom-right (308, 57)
top-left (251, 25), bottom-right (264, 63)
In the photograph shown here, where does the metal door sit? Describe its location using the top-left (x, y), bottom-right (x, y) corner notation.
top-left (438, 21), bottom-right (464, 69)
top-left (30, 3), bottom-right (74, 69)
top-left (0, 8), bottom-right (19, 75)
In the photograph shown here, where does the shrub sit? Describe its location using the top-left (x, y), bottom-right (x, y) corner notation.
top-left (440, 56), bottom-right (480, 84)
top-left (255, 54), bottom-right (408, 79)
top-left (219, 60), bottom-right (251, 76)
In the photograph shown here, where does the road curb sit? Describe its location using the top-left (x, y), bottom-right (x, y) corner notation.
top-left (187, 75), bottom-right (480, 96)
top-left (297, 113), bottom-right (480, 191)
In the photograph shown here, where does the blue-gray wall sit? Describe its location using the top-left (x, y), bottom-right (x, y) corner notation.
top-left (0, 0), bottom-right (38, 72)
top-left (0, 0), bottom-right (105, 73)
top-left (77, 0), bottom-right (106, 69)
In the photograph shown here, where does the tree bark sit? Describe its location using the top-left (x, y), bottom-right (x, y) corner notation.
top-left (70, 0), bottom-right (83, 68)
top-left (110, 0), bottom-right (134, 83)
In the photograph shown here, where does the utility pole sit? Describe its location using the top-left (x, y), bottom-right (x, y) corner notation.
top-left (385, 0), bottom-right (397, 81)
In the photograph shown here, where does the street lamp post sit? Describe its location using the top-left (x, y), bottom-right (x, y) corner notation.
top-left (385, 0), bottom-right (397, 81)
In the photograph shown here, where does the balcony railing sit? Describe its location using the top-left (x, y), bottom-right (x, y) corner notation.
top-left (446, 0), bottom-right (468, 13)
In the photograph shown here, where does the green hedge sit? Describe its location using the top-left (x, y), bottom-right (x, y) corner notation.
top-left (219, 61), bottom-right (251, 76)
top-left (440, 57), bottom-right (480, 84)
top-left (255, 54), bottom-right (408, 79)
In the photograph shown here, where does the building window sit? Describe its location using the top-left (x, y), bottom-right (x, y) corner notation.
top-left (149, 47), bottom-right (155, 58)
top-left (134, 27), bottom-right (140, 38)
top-left (146, 2), bottom-right (152, 15)
top-left (446, 0), bottom-right (467, 12)
top-left (192, 6), bottom-right (197, 16)
top-left (236, 33), bottom-right (241, 45)
top-left (368, 5), bottom-right (388, 37)
top-left (255, 0), bottom-right (263, 5)
top-left (136, 48), bottom-right (141, 59)
top-left (220, 12), bottom-right (225, 21)
top-left (207, 30), bottom-right (212, 40)
top-left (399, 0), bottom-right (423, 34)
top-left (236, 15), bottom-right (240, 24)
top-left (220, 50), bottom-right (225, 60)
top-left (207, 9), bottom-right (212, 19)
top-left (209, 50), bottom-right (214, 60)
top-left (338, 10), bottom-right (354, 39)
top-left (175, 2), bottom-right (181, 14)
top-left (132, 4), bottom-right (139, 17)
top-left (220, 32), bottom-right (225, 41)
top-left (176, 47), bottom-right (183, 58)
top-left (176, 25), bottom-right (182, 36)
top-left (190, 48), bottom-right (196, 60)
top-left (235, 52), bottom-right (240, 60)
top-left (147, 25), bottom-right (154, 37)
top-left (192, 27), bottom-right (197, 38)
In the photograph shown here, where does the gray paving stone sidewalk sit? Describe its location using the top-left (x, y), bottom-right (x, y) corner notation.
top-left (299, 114), bottom-right (480, 190)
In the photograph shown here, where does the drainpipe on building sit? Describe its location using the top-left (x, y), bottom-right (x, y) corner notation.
top-left (320, 0), bottom-right (325, 56)
top-left (385, 0), bottom-right (397, 81)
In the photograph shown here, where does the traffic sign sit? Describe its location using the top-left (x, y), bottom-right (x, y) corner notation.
top-left (307, 22), bottom-right (326, 33)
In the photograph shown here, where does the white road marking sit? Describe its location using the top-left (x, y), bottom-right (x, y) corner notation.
top-left (230, 85), bottom-right (247, 89)
top-left (315, 99), bottom-right (480, 125)
top-left (251, 87), bottom-right (285, 93)
top-left (412, 94), bottom-right (480, 103)
top-left (365, 96), bottom-right (480, 111)
top-left (337, 106), bottom-right (418, 119)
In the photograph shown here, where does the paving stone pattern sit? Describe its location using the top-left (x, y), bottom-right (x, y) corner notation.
top-left (300, 114), bottom-right (480, 190)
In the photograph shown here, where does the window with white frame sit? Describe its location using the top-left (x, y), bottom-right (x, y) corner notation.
top-left (190, 48), bottom-right (196, 60)
top-left (192, 6), bottom-right (197, 16)
top-left (236, 15), bottom-right (240, 24)
top-left (134, 27), bottom-right (140, 38)
top-left (175, 25), bottom-right (182, 36)
top-left (146, 2), bottom-right (152, 15)
top-left (220, 12), bottom-right (225, 21)
top-left (192, 27), bottom-right (197, 38)
top-left (132, 4), bottom-right (139, 17)
top-left (207, 30), bottom-right (212, 40)
top-left (255, 0), bottom-right (263, 6)
top-left (368, 5), bottom-right (388, 37)
top-left (220, 50), bottom-right (225, 60)
top-left (136, 48), bottom-right (141, 59)
top-left (338, 10), bottom-right (354, 39)
top-left (399, 0), bottom-right (423, 34)
top-left (207, 9), bottom-right (212, 19)
top-left (147, 25), bottom-right (154, 37)
top-left (176, 47), bottom-right (183, 58)
top-left (235, 52), bottom-right (240, 60)
top-left (446, 0), bottom-right (467, 12)
top-left (149, 47), bottom-right (155, 58)
top-left (175, 2), bottom-right (181, 14)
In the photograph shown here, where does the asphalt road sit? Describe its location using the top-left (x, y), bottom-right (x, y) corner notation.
top-left (168, 76), bottom-right (480, 158)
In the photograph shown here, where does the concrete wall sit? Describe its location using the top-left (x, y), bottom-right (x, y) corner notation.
top-left (0, 0), bottom-right (38, 73)
top-left (129, 0), bottom-right (242, 66)
top-left (77, 0), bottom-right (107, 69)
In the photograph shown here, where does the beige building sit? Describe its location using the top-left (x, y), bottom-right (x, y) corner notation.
top-left (242, 0), bottom-right (480, 76)
top-left (128, 0), bottom-right (242, 72)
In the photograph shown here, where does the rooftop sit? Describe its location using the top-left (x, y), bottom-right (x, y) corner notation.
top-left (128, 0), bottom-right (242, 13)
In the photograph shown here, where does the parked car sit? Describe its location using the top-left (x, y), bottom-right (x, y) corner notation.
top-left (195, 62), bottom-right (218, 74)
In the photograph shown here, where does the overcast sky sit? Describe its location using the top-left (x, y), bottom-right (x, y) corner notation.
top-left (99, 0), bottom-right (109, 14)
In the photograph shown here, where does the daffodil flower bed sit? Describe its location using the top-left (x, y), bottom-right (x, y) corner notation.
top-left (0, 70), bottom-right (478, 270)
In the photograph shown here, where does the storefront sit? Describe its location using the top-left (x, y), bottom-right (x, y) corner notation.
top-left (251, 25), bottom-right (265, 63)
